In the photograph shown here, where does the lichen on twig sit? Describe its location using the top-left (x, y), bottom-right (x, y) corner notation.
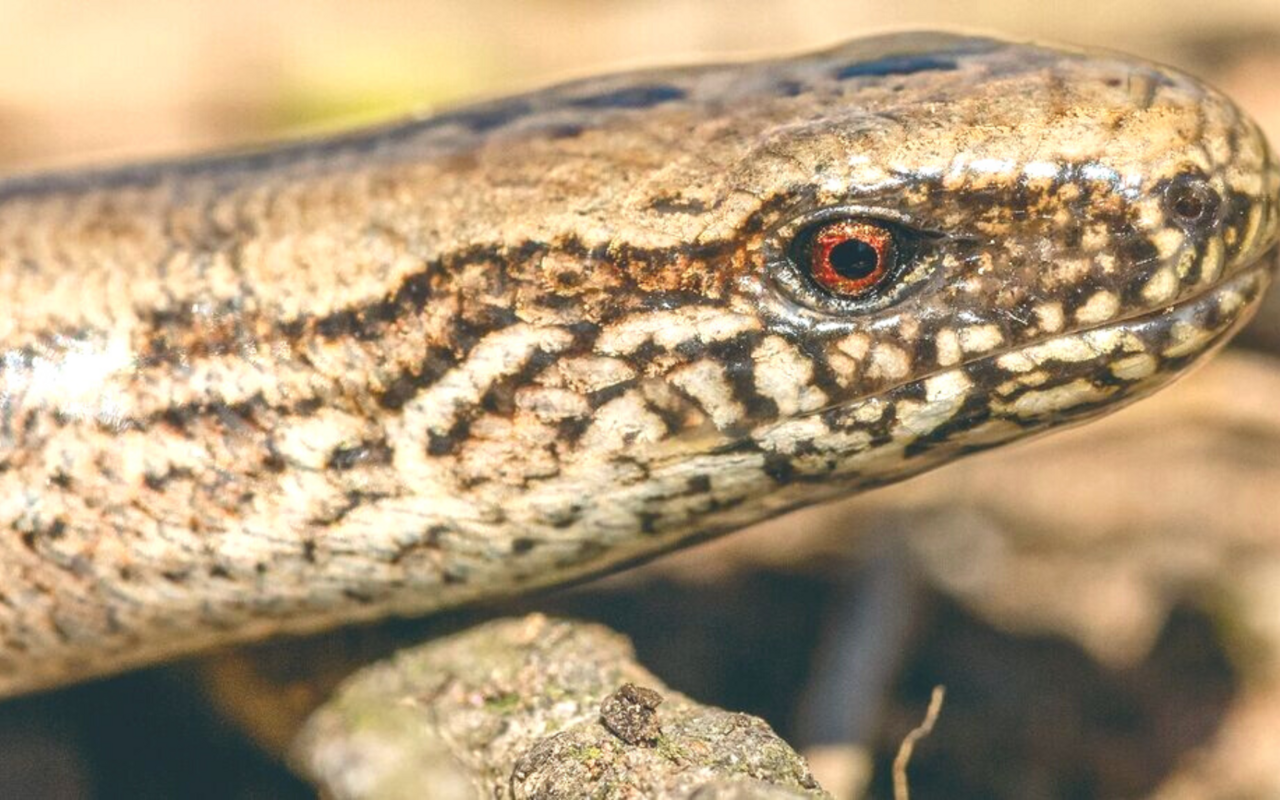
top-left (292, 614), bottom-right (832, 799)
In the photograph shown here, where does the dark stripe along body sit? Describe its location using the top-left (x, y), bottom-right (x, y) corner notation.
top-left (0, 32), bottom-right (1276, 695)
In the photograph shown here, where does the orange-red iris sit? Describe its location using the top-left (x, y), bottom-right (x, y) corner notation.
top-left (809, 220), bottom-right (895, 297)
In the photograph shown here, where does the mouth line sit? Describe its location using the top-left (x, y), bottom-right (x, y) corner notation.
top-left (1080, 257), bottom-right (1275, 336)
top-left (995, 260), bottom-right (1269, 363)
top-left (976, 260), bottom-right (1271, 381)
top-left (728, 256), bottom-right (1276, 455)
top-left (815, 258), bottom-right (1276, 420)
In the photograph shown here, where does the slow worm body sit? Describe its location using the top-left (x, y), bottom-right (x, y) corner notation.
top-left (0, 32), bottom-right (1275, 696)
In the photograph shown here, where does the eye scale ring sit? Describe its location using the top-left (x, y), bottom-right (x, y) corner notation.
top-left (809, 220), bottom-right (896, 297)
top-left (1163, 174), bottom-right (1221, 231)
top-left (769, 208), bottom-right (935, 314)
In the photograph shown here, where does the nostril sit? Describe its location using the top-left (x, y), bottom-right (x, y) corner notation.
top-left (1164, 174), bottom-right (1221, 232)
top-left (1170, 188), bottom-right (1207, 221)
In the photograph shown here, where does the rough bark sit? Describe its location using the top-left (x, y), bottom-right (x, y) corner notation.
top-left (291, 614), bottom-right (830, 800)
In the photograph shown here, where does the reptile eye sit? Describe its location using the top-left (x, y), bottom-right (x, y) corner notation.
top-left (771, 210), bottom-right (936, 313)
top-left (1164, 175), bottom-right (1220, 230)
top-left (804, 219), bottom-right (896, 297)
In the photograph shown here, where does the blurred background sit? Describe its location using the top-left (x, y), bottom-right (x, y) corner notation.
top-left (0, 2), bottom-right (1278, 798)
top-left (1, 0), bottom-right (1276, 171)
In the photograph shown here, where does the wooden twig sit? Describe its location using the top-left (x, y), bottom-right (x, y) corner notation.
top-left (292, 614), bottom-right (832, 799)
top-left (892, 686), bottom-right (946, 800)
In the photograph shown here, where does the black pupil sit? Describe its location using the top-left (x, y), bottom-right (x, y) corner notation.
top-left (828, 238), bottom-right (880, 280)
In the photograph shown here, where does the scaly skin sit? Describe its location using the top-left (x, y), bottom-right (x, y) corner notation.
top-left (0, 32), bottom-right (1275, 696)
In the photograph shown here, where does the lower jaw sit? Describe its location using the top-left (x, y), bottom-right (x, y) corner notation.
top-left (996, 261), bottom-right (1272, 408)
top-left (800, 261), bottom-right (1275, 490)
